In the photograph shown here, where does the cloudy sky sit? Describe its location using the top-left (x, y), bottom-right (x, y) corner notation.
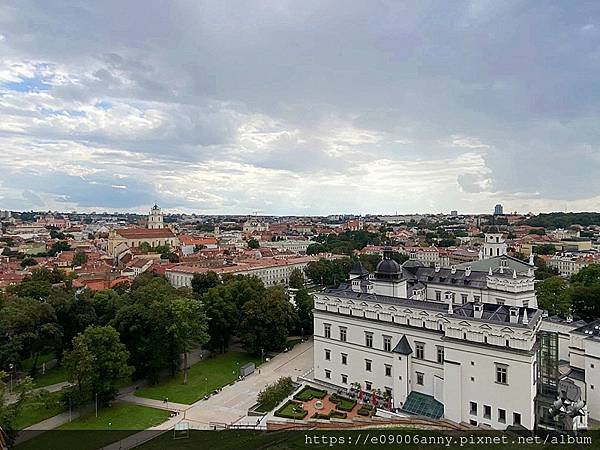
top-left (1, 1), bottom-right (600, 215)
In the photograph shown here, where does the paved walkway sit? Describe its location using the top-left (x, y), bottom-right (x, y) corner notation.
top-left (118, 393), bottom-right (189, 412)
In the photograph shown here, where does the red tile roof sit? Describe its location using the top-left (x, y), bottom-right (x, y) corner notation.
top-left (116, 228), bottom-right (175, 239)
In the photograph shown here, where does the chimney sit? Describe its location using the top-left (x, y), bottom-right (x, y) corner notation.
top-left (465, 266), bottom-right (471, 277)
top-left (488, 267), bottom-right (493, 276)
top-left (451, 265), bottom-right (456, 274)
top-left (473, 303), bottom-right (483, 319)
top-left (512, 269), bottom-right (517, 279)
top-left (522, 310), bottom-right (529, 325)
top-left (509, 307), bottom-right (519, 324)
top-left (529, 253), bottom-right (535, 265)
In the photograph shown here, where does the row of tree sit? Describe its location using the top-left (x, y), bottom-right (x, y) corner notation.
top-left (536, 264), bottom-right (600, 320)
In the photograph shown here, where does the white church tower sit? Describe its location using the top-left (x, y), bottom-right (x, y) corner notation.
top-left (148, 204), bottom-right (164, 229)
top-left (481, 232), bottom-right (507, 259)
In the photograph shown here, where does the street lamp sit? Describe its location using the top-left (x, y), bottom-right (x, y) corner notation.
top-left (8, 364), bottom-right (13, 393)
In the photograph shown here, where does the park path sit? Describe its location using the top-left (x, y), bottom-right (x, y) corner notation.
top-left (101, 340), bottom-right (314, 450)
top-left (118, 393), bottom-right (189, 412)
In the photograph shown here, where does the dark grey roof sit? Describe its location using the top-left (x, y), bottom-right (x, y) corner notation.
top-left (452, 302), bottom-right (543, 327)
top-left (349, 260), bottom-right (369, 276)
top-left (321, 287), bottom-right (449, 312)
top-left (393, 335), bottom-right (413, 355)
top-left (376, 258), bottom-right (400, 275)
top-left (456, 255), bottom-right (533, 273)
top-left (566, 367), bottom-right (585, 382)
top-left (573, 319), bottom-right (600, 337)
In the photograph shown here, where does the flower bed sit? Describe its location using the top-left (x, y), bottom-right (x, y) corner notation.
top-left (274, 400), bottom-right (308, 419)
top-left (293, 386), bottom-right (327, 402)
top-left (330, 393), bottom-right (357, 412)
top-left (310, 410), bottom-right (348, 420)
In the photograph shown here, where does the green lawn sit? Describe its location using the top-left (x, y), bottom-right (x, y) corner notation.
top-left (31, 365), bottom-right (68, 388)
top-left (16, 402), bottom-right (171, 450)
top-left (274, 400), bottom-right (307, 419)
top-left (137, 430), bottom-right (590, 450)
top-left (14, 390), bottom-right (66, 430)
top-left (135, 351), bottom-right (262, 404)
top-left (20, 353), bottom-right (56, 373)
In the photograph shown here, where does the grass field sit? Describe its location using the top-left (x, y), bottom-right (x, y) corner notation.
top-left (135, 351), bottom-right (262, 404)
top-left (31, 365), bottom-right (68, 388)
top-left (136, 430), bottom-right (593, 450)
top-left (16, 402), bottom-right (171, 450)
top-left (14, 390), bottom-right (66, 430)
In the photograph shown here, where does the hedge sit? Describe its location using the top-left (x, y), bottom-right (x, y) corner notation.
top-left (274, 400), bottom-right (308, 419)
top-left (330, 393), bottom-right (356, 412)
top-left (293, 386), bottom-right (327, 402)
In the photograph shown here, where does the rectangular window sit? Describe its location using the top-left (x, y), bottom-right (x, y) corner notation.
top-left (385, 364), bottom-right (392, 377)
top-left (324, 323), bottom-right (331, 339)
top-left (498, 409), bottom-right (506, 423)
top-left (415, 342), bottom-right (425, 360)
top-left (325, 369), bottom-right (331, 379)
top-left (365, 359), bottom-right (372, 372)
top-left (365, 381), bottom-right (372, 391)
top-left (436, 346), bottom-right (444, 364)
top-left (341, 353), bottom-right (347, 365)
top-left (435, 290), bottom-right (441, 301)
top-left (484, 405), bottom-right (491, 419)
top-left (513, 412), bottom-right (521, 426)
top-left (341, 374), bottom-right (348, 384)
top-left (461, 294), bottom-right (468, 304)
top-left (474, 295), bottom-right (480, 302)
top-left (339, 327), bottom-right (347, 342)
top-left (416, 372), bottom-right (424, 385)
top-left (385, 386), bottom-right (392, 396)
top-left (470, 402), bottom-right (477, 415)
top-left (496, 364), bottom-right (508, 385)
top-left (365, 332), bottom-right (373, 348)
top-left (325, 349), bottom-right (331, 361)
top-left (383, 335), bottom-right (392, 352)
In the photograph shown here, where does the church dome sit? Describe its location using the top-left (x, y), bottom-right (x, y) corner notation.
top-left (376, 258), bottom-right (400, 275)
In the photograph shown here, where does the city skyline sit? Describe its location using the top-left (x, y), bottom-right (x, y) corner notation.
top-left (2, 1), bottom-right (600, 215)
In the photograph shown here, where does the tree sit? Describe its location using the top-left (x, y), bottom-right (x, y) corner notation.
top-left (0, 373), bottom-right (34, 444)
top-left (20, 257), bottom-right (37, 268)
top-left (166, 298), bottom-right (209, 385)
top-left (72, 251), bottom-right (88, 267)
top-left (92, 289), bottom-right (123, 326)
top-left (201, 287), bottom-right (239, 353)
top-left (288, 268), bottom-right (305, 289)
top-left (306, 243), bottom-right (326, 255)
top-left (571, 264), bottom-right (600, 286)
top-left (0, 297), bottom-right (62, 375)
top-left (138, 242), bottom-right (152, 253)
top-left (294, 289), bottom-right (314, 335)
top-left (63, 326), bottom-right (131, 405)
top-left (305, 258), bottom-right (352, 286)
top-left (48, 241), bottom-right (71, 257)
top-left (569, 285), bottom-right (600, 321)
top-left (533, 244), bottom-right (556, 256)
top-left (239, 287), bottom-right (297, 354)
top-left (191, 271), bottom-right (220, 296)
top-left (248, 238), bottom-right (260, 249)
top-left (536, 276), bottom-right (570, 317)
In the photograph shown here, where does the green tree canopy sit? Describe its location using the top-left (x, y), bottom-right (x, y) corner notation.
top-left (64, 325), bottom-right (131, 405)
top-left (191, 271), bottom-right (221, 297)
top-left (248, 238), bottom-right (260, 249)
top-left (239, 287), bottom-right (297, 354)
top-left (288, 268), bottom-right (305, 289)
top-left (535, 276), bottom-right (570, 317)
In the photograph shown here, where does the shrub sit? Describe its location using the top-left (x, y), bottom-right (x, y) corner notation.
top-left (256, 376), bottom-right (295, 412)
top-left (330, 393), bottom-right (356, 412)
top-left (293, 386), bottom-right (327, 401)
top-left (311, 412), bottom-right (330, 420)
top-left (329, 410), bottom-right (347, 419)
top-left (358, 406), bottom-right (373, 416)
top-left (275, 400), bottom-right (308, 419)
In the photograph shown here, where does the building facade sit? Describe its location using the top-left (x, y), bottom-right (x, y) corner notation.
top-left (312, 246), bottom-right (592, 430)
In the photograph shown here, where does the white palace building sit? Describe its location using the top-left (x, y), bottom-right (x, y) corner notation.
top-left (312, 238), bottom-right (599, 430)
